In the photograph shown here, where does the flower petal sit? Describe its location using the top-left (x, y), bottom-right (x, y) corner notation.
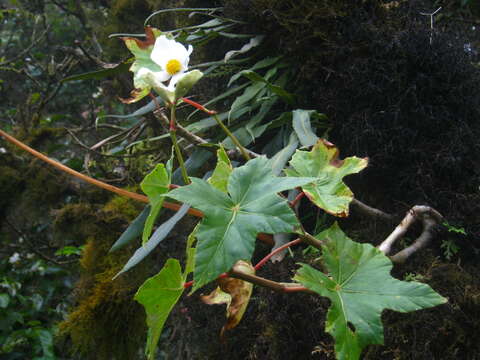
top-left (151, 35), bottom-right (191, 73)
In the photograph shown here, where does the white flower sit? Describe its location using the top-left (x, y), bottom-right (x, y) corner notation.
top-left (150, 35), bottom-right (193, 91)
top-left (9, 253), bottom-right (20, 264)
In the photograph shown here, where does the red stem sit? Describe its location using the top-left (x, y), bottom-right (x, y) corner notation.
top-left (254, 238), bottom-right (302, 271)
top-left (289, 191), bottom-right (305, 208)
top-left (0, 129), bottom-right (275, 247)
top-left (181, 97), bottom-right (217, 115)
top-left (282, 286), bottom-right (308, 292)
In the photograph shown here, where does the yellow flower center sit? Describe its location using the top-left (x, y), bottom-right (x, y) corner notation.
top-left (166, 59), bottom-right (182, 75)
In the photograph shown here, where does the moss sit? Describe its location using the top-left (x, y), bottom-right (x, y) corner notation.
top-left (15, 126), bottom-right (66, 150)
top-left (54, 190), bottom-right (154, 359)
top-left (53, 203), bottom-right (100, 241)
top-left (102, 194), bottom-right (141, 222)
top-left (0, 165), bottom-right (24, 211)
top-left (59, 227), bottom-right (150, 359)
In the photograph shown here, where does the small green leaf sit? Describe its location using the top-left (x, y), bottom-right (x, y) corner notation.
top-left (228, 81), bottom-right (266, 122)
top-left (270, 132), bottom-right (299, 176)
top-left (285, 140), bottom-right (368, 217)
top-left (294, 223), bottom-right (447, 360)
top-left (292, 109), bottom-right (320, 147)
top-left (174, 69), bottom-right (204, 100)
top-left (224, 35), bottom-right (264, 62)
top-left (34, 328), bottom-right (55, 358)
top-left (185, 225), bottom-right (198, 280)
top-left (141, 164), bottom-right (171, 245)
top-left (135, 258), bottom-right (184, 360)
top-left (240, 70), bottom-right (295, 104)
top-left (208, 146), bottom-right (232, 193)
top-left (54, 245), bottom-right (83, 256)
top-left (168, 156), bottom-right (316, 292)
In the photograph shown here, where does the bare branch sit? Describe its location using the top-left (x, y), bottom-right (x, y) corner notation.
top-left (0, 26), bottom-right (50, 67)
top-left (351, 198), bottom-right (395, 222)
top-left (378, 205), bottom-right (444, 263)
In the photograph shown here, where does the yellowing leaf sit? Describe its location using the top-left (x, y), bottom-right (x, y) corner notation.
top-left (285, 139), bottom-right (368, 217)
top-left (120, 27), bottom-right (164, 103)
top-left (201, 260), bottom-right (254, 337)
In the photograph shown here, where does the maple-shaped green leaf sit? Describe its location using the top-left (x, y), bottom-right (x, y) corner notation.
top-left (134, 258), bottom-right (184, 360)
top-left (285, 139), bottom-right (368, 217)
top-left (168, 156), bottom-right (315, 292)
top-left (208, 146), bottom-right (232, 193)
top-left (294, 223), bottom-right (447, 360)
top-left (140, 163), bottom-right (171, 244)
top-left (120, 27), bottom-right (165, 104)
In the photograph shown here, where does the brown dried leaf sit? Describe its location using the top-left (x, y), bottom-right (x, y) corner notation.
top-left (200, 260), bottom-right (254, 337)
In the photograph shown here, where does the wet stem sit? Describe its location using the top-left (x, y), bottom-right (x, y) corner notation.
top-left (169, 104), bottom-right (190, 185)
top-left (181, 97), bottom-right (250, 161)
top-left (212, 113), bottom-right (251, 161)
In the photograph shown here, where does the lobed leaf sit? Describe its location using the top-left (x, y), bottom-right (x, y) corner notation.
top-left (285, 140), bottom-right (368, 217)
top-left (294, 223), bottom-right (447, 360)
top-left (168, 156), bottom-right (316, 292)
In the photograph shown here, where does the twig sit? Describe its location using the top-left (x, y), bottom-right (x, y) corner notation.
top-left (0, 129), bottom-right (274, 245)
top-left (154, 109), bottom-right (212, 149)
top-left (298, 232), bottom-right (324, 249)
top-left (213, 113), bottom-right (251, 161)
top-left (169, 105), bottom-right (190, 185)
top-left (66, 129), bottom-right (136, 158)
top-left (4, 218), bottom-right (76, 266)
top-left (0, 26), bottom-right (50, 67)
top-left (420, 7), bottom-right (442, 45)
top-left (289, 191), bottom-right (305, 208)
top-left (378, 205), bottom-right (444, 263)
top-left (0, 128), bottom-right (201, 216)
top-left (350, 198), bottom-right (395, 222)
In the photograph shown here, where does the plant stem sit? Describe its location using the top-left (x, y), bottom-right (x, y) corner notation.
top-left (169, 105), bottom-right (190, 185)
top-left (0, 129), bottom-right (275, 243)
top-left (212, 113), bottom-right (251, 161)
top-left (289, 191), bottom-right (305, 208)
top-left (229, 267), bottom-right (314, 294)
top-left (298, 232), bottom-right (324, 249)
top-left (254, 238), bottom-right (302, 271)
